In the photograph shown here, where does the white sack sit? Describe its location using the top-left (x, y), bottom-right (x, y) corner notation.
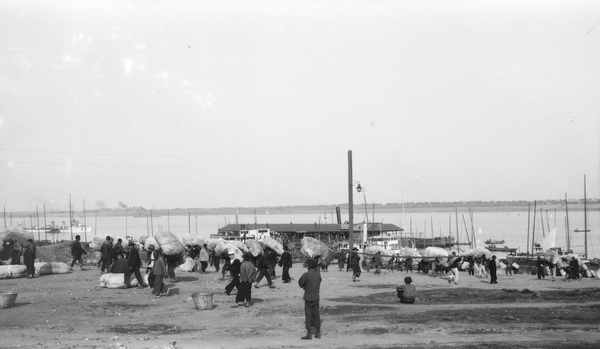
top-left (0, 265), bottom-right (27, 279)
top-left (34, 262), bottom-right (70, 275)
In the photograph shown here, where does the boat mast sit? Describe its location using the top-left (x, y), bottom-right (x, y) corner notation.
top-left (69, 194), bottom-right (73, 242)
top-left (43, 204), bottom-right (47, 242)
top-left (455, 209), bottom-right (460, 247)
top-left (36, 205), bottom-right (40, 241)
top-left (531, 201), bottom-right (537, 255)
top-left (584, 174), bottom-right (588, 259)
top-left (83, 199), bottom-right (87, 242)
top-left (565, 193), bottom-right (570, 252)
top-left (526, 202), bottom-right (531, 258)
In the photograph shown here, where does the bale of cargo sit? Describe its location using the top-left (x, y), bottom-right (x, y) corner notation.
top-left (245, 240), bottom-right (264, 257)
top-left (90, 235), bottom-right (108, 251)
top-left (154, 231), bottom-right (185, 256)
top-left (300, 237), bottom-right (330, 259)
top-left (228, 240), bottom-right (250, 254)
top-left (98, 273), bottom-right (148, 289)
top-left (262, 237), bottom-right (284, 255)
top-left (144, 236), bottom-right (158, 251)
top-left (462, 247), bottom-right (493, 260)
top-left (0, 265), bottom-right (27, 279)
top-left (178, 257), bottom-right (196, 272)
top-left (461, 261), bottom-right (470, 270)
top-left (543, 249), bottom-right (561, 264)
top-left (34, 262), bottom-right (70, 275)
top-left (207, 238), bottom-right (225, 251)
top-left (363, 245), bottom-right (393, 264)
top-left (0, 227), bottom-right (35, 246)
top-left (181, 234), bottom-right (206, 248)
top-left (420, 246), bottom-right (449, 261)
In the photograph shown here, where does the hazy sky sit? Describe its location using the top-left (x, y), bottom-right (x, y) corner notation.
top-left (1, 0), bottom-right (599, 212)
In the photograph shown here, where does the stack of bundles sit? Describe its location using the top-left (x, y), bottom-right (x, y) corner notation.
top-left (207, 238), bottom-right (225, 251)
top-left (245, 240), bottom-right (264, 257)
top-left (420, 246), bottom-right (449, 262)
top-left (543, 249), bottom-right (561, 264)
top-left (144, 236), bottom-right (158, 251)
top-left (154, 231), bottom-right (185, 256)
top-left (462, 247), bottom-right (493, 260)
top-left (229, 240), bottom-right (250, 255)
top-left (34, 262), bottom-right (70, 275)
top-left (262, 237), bottom-right (284, 255)
top-left (0, 227), bottom-right (35, 245)
top-left (214, 241), bottom-right (244, 261)
top-left (90, 235), bottom-right (107, 251)
top-left (0, 265), bottom-right (27, 279)
top-left (98, 273), bottom-right (149, 289)
top-left (178, 257), bottom-right (196, 272)
top-left (300, 237), bottom-right (332, 266)
top-left (181, 234), bottom-right (206, 248)
top-left (363, 246), bottom-right (394, 264)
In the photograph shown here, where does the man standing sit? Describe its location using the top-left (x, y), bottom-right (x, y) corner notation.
top-left (350, 247), bottom-right (361, 282)
top-left (199, 244), bottom-right (209, 272)
top-left (125, 241), bottom-right (145, 288)
top-left (536, 256), bottom-right (545, 279)
top-left (70, 235), bottom-right (87, 271)
top-left (298, 258), bottom-right (322, 340)
top-left (489, 255), bottom-right (498, 284)
top-left (235, 254), bottom-right (256, 307)
top-left (24, 239), bottom-right (36, 279)
top-left (100, 236), bottom-right (113, 273)
top-left (112, 238), bottom-right (124, 264)
top-left (279, 245), bottom-right (293, 283)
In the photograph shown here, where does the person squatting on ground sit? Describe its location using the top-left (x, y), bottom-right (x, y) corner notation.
top-left (279, 245), bottom-right (293, 283)
top-left (151, 250), bottom-right (169, 297)
top-left (350, 247), bottom-right (361, 282)
top-left (235, 253), bottom-right (257, 307)
top-left (448, 251), bottom-right (462, 285)
top-left (255, 248), bottom-right (276, 288)
top-left (70, 235), bottom-right (87, 271)
top-left (125, 240), bottom-right (145, 288)
top-left (225, 258), bottom-right (241, 295)
top-left (100, 236), bottom-right (113, 273)
top-left (298, 258), bottom-right (322, 340)
top-left (24, 239), bottom-right (36, 279)
top-left (397, 276), bottom-right (416, 304)
top-left (536, 256), bottom-right (545, 279)
top-left (489, 255), bottom-right (498, 284)
top-left (199, 244), bottom-right (209, 272)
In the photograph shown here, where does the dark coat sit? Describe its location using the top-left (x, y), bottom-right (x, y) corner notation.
top-left (128, 248), bottom-right (142, 269)
top-left (71, 240), bottom-right (86, 257)
top-left (279, 251), bottom-right (292, 267)
top-left (298, 268), bottom-right (322, 302)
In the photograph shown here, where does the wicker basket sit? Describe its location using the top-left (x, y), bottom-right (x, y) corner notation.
top-left (0, 292), bottom-right (18, 309)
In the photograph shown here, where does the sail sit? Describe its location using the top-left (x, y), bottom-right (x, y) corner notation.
top-left (540, 227), bottom-right (557, 250)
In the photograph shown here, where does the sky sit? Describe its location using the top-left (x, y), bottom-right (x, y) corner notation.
top-left (1, 0), bottom-right (599, 212)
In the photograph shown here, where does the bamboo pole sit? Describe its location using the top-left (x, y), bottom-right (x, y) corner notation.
top-left (565, 193), bottom-right (570, 252)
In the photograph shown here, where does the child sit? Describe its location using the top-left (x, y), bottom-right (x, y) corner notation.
top-left (298, 258), bottom-right (322, 340)
top-left (151, 250), bottom-right (169, 297)
top-left (396, 276), bottom-right (416, 304)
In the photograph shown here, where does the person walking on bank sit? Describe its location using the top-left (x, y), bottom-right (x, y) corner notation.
top-left (199, 244), bottom-right (209, 272)
top-left (225, 258), bottom-right (241, 295)
top-left (448, 251), bottom-right (462, 285)
top-left (279, 245), bottom-right (293, 283)
top-left (166, 254), bottom-right (179, 282)
top-left (235, 254), bottom-right (257, 307)
top-left (536, 256), bottom-right (545, 279)
top-left (569, 257), bottom-right (580, 281)
top-left (489, 255), bottom-right (498, 284)
top-left (350, 247), bottom-right (361, 282)
top-left (125, 240), bottom-right (145, 288)
top-left (100, 236), bottom-right (113, 273)
top-left (70, 235), bottom-right (87, 271)
top-left (24, 239), bottom-right (36, 279)
top-left (298, 258), bottom-right (322, 340)
top-left (255, 249), bottom-right (276, 288)
top-left (212, 250), bottom-right (221, 272)
top-left (338, 251), bottom-right (345, 271)
top-left (151, 250), bottom-right (169, 297)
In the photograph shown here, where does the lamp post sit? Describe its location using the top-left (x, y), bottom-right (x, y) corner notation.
top-left (356, 183), bottom-right (368, 224)
top-left (347, 151), bottom-right (354, 251)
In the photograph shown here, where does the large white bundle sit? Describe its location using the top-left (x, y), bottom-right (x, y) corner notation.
top-left (0, 265), bottom-right (27, 279)
top-left (1, 227), bottom-right (35, 245)
top-left (178, 257), bottom-right (196, 272)
top-left (245, 240), bottom-right (264, 257)
top-left (90, 235), bottom-right (107, 251)
top-left (181, 234), bottom-right (206, 248)
top-left (98, 273), bottom-right (148, 289)
top-left (543, 249), bottom-right (561, 264)
top-left (461, 261), bottom-right (470, 270)
top-left (139, 236), bottom-right (147, 245)
top-left (34, 262), bottom-right (70, 275)
top-left (363, 245), bottom-right (393, 264)
top-left (262, 237), bottom-right (284, 255)
top-left (462, 247), bottom-right (493, 259)
top-left (420, 247), bottom-right (449, 261)
top-left (207, 238), bottom-right (225, 251)
top-left (154, 231), bottom-right (185, 256)
top-left (228, 240), bottom-right (249, 254)
top-left (144, 236), bottom-right (158, 251)
top-left (300, 237), bottom-right (329, 259)
top-left (214, 241), bottom-right (229, 255)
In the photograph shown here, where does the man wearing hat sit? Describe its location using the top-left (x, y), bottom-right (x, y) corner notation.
top-left (125, 240), bottom-right (145, 288)
top-left (350, 247), bottom-right (362, 282)
top-left (396, 276), bottom-right (416, 304)
top-left (298, 258), bottom-right (322, 340)
top-left (279, 245), bottom-right (293, 283)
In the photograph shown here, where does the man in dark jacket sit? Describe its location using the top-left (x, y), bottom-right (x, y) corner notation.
top-left (112, 238), bottom-right (124, 263)
top-left (70, 235), bottom-right (87, 271)
top-left (125, 240), bottom-right (145, 288)
top-left (254, 249), bottom-right (276, 289)
top-left (298, 258), bottom-right (322, 340)
top-left (100, 236), bottom-right (113, 273)
top-left (350, 247), bottom-right (361, 282)
top-left (24, 239), bottom-right (36, 279)
top-left (279, 245), bottom-right (293, 283)
top-left (225, 258), bottom-right (241, 295)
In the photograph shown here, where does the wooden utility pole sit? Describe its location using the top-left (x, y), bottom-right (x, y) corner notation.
top-left (347, 150), bottom-right (354, 251)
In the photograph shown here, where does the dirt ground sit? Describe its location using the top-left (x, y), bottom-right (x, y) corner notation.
top-left (1, 245), bottom-right (600, 349)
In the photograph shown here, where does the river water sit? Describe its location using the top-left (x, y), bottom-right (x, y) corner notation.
top-left (26, 210), bottom-right (600, 259)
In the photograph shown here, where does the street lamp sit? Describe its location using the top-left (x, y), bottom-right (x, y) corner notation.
top-left (355, 182), bottom-right (368, 224)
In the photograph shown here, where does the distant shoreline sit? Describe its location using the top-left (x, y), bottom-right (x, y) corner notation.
top-left (5, 201), bottom-right (599, 219)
